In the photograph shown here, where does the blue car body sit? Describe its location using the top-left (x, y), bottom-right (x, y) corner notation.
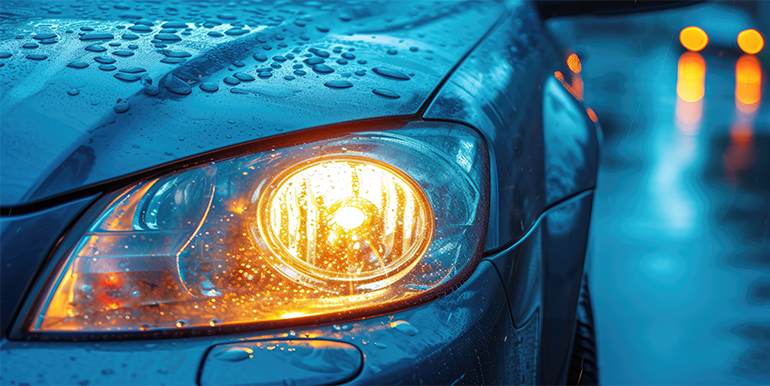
top-left (0, 0), bottom-right (598, 384)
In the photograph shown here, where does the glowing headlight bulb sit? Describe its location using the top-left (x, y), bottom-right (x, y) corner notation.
top-left (257, 156), bottom-right (433, 292)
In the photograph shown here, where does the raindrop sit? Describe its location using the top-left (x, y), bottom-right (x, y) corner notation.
top-left (128, 44), bottom-right (139, 49)
top-left (128, 25), bottom-right (153, 33)
top-left (33, 33), bottom-right (57, 40)
top-left (316, 25), bottom-right (330, 33)
top-left (0, 52), bottom-right (11, 59)
top-left (253, 53), bottom-right (268, 62)
top-left (175, 320), bottom-right (187, 328)
top-left (208, 31), bottom-right (224, 37)
top-left (120, 67), bottom-right (146, 73)
top-left (387, 49), bottom-right (398, 55)
top-left (357, 59), bottom-right (367, 64)
top-left (338, 13), bottom-right (352, 22)
top-left (114, 98), bottom-right (130, 113)
top-left (374, 342), bottom-right (388, 349)
top-left (354, 70), bottom-right (365, 76)
top-left (164, 50), bottom-right (191, 58)
top-left (67, 61), bottom-right (88, 69)
top-left (26, 54), bottom-right (48, 60)
top-left (332, 324), bottom-right (342, 332)
top-left (114, 73), bottom-right (141, 82)
top-left (390, 320), bottom-right (419, 336)
top-left (112, 50), bottom-right (134, 57)
top-left (409, 46), bottom-right (419, 52)
top-left (94, 56), bottom-right (116, 64)
top-left (294, 70), bottom-right (306, 76)
top-left (372, 67), bottom-right (410, 80)
top-left (122, 33), bottom-right (139, 40)
top-left (336, 59), bottom-right (348, 65)
top-left (200, 82), bottom-right (219, 92)
top-left (164, 75), bottom-right (192, 95)
top-left (139, 324), bottom-right (152, 331)
top-left (22, 42), bottom-right (40, 49)
top-left (155, 33), bottom-right (181, 41)
top-left (160, 57), bottom-right (185, 64)
top-left (99, 64), bottom-right (117, 71)
top-left (309, 48), bottom-right (330, 58)
top-left (85, 44), bottom-right (107, 52)
top-left (273, 55), bottom-right (287, 62)
top-left (257, 72), bottom-right (273, 79)
top-left (225, 28), bottom-right (247, 36)
top-left (67, 89), bottom-right (80, 96)
top-left (80, 33), bottom-right (115, 41)
top-left (324, 80), bottom-right (352, 89)
top-left (373, 88), bottom-right (400, 99)
top-left (214, 347), bottom-right (253, 362)
top-left (233, 61), bottom-right (245, 68)
top-left (163, 22), bottom-right (188, 29)
top-left (233, 72), bottom-right (255, 81)
top-left (341, 324), bottom-right (352, 331)
top-left (141, 74), bottom-right (159, 96)
top-left (209, 319), bottom-right (220, 327)
top-left (341, 52), bottom-right (355, 60)
top-left (39, 38), bottom-right (58, 45)
top-left (224, 76), bottom-right (240, 85)
top-left (313, 64), bottom-right (334, 74)
top-left (284, 75), bottom-right (295, 80)
top-left (304, 57), bottom-right (325, 65)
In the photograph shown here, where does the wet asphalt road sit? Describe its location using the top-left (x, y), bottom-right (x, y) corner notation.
top-left (548, 2), bottom-right (770, 384)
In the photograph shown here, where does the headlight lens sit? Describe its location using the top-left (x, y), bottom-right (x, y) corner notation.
top-left (31, 125), bottom-right (488, 333)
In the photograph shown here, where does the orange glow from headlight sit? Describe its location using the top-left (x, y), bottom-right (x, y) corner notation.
top-left (679, 26), bottom-right (709, 52)
top-left (257, 156), bottom-right (433, 291)
top-left (736, 54), bottom-right (762, 113)
top-left (738, 29), bottom-right (764, 55)
top-left (677, 52), bottom-right (706, 102)
top-left (567, 53), bottom-right (581, 74)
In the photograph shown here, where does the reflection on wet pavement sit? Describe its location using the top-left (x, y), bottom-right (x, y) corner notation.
top-left (549, 2), bottom-right (770, 384)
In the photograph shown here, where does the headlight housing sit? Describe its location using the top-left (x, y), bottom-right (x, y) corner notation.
top-left (30, 123), bottom-right (489, 335)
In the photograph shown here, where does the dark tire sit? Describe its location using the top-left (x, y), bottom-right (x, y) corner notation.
top-left (566, 274), bottom-right (600, 385)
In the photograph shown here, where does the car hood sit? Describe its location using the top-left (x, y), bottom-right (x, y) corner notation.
top-left (0, 0), bottom-right (504, 208)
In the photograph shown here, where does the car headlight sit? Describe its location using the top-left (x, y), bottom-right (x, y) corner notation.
top-left (30, 124), bottom-right (488, 334)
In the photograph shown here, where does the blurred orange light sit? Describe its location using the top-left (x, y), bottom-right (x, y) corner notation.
top-left (567, 53), bottom-right (581, 74)
top-left (737, 29), bottom-right (764, 55)
top-left (735, 54), bottom-right (762, 113)
top-left (586, 107), bottom-right (599, 123)
top-left (554, 71), bottom-right (565, 82)
top-left (676, 52), bottom-right (706, 102)
top-left (679, 26), bottom-right (709, 52)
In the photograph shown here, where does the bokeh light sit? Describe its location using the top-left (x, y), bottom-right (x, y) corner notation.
top-left (679, 26), bottom-right (709, 52)
top-left (737, 29), bottom-right (764, 55)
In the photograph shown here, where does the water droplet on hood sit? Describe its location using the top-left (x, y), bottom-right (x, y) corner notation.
top-left (94, 57), bottom-right (116, 64)
top-left (99, 64), bottom-right (117, 71)
top-left (387, 49), bottom-right (398, 55)
top-left (68, 61), bottom-right (88, 69)
top-left (0, 52), bottom-right (12, 59)
top-left (120, 67), bottom-right (146, 73)
top-left (155, 33), bottom-right (181, 41)
top-left (122, 33), bottom-right (139, 40)
top-left (26, 54), bottom-right (48, 60)
top-left (114, 98), bottom-right (130, 113)
top-left (67, 89), bottom-right (80, 96)
top-left (233, 72), bottom-right (255, 81)
top-left (214, 347), bottom-right (253, 362)
top-left (308, 48), bottom-right (330, 58)
top-left (313, 64), bottom-right (334, 74)
top-left (390, 320), bottom-right (419, 336)
top-left (112, 50), bottom-right (134, 57)
top-left (22, 42), bottom-right (39, 49)
top-left (80, 33), bottom-right (114, 41)
top-left (324, 80), bottom-right (352, 88)
top-left (33, 33), bottom-right (57, 40)
top-left (85, 44), bottom-right (107, 52)
top-left (372, 67), bottom-right (410, 80)
top-left (164, 75), bottom-right (192, 95)
top-left (373, 89), bottom-right (400, 99)
top-left (128, 25), bottom-right (153, 33)
top-left (200, 82), bottom-right (219, 92)
top-left (224, 76), bottom-right (240, 85)
top-left (141, 74), bottom-right (159, 96)
top-left (114, 73), bottom-right (141, 82)
top-left (253, 53), bottom-right (268, 62)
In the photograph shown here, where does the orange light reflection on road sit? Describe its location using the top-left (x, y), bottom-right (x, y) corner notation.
top-left (586, 107), bottom-right (599, 123)
top-left (737, 29), bottom-right (765, 55)
top-left (679, 26), bottom-right (709, 52)
top-left (735, 54), bottom-right (761, 113)
top-left (675, 52), bottom-right (706, 133)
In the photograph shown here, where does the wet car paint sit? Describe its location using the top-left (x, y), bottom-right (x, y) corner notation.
top-left (0, 0), bottom-right (501, 207)
top-left (0, 0), bottom-right (601, 384)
